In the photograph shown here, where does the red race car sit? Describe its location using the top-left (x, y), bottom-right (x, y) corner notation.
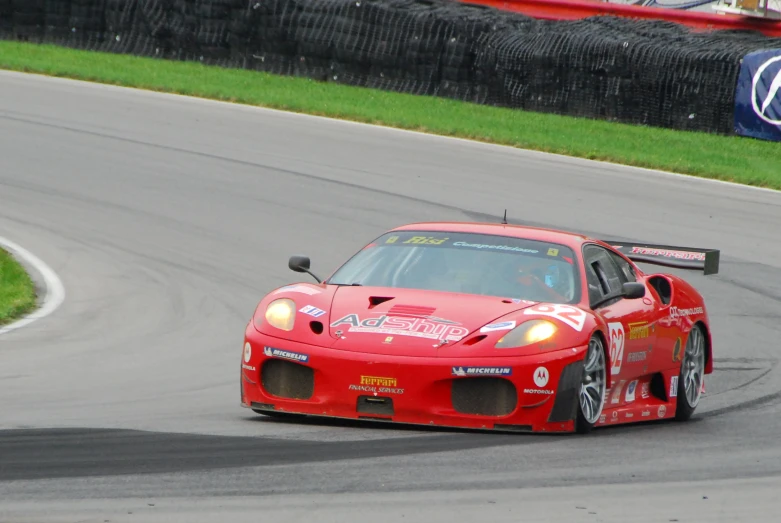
top-left (240, 221), bottom-right (718, 433)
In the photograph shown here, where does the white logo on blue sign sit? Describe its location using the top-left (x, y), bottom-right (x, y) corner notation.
top-left (752, 55), bottom-right (781, 127)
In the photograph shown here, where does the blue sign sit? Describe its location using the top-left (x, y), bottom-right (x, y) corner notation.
top-left (734, 49), bottom-right (781, 142)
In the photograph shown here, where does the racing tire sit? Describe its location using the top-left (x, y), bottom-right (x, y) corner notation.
top-left (575, 334), bottom-right (608, 434)
top-left (675, 324), bottom-right (706, 422)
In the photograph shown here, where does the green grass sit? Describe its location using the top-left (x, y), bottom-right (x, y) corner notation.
top-left (1, 40), bottom-right (779, 189)
top-left (0, 247), bottom-right (37, 326)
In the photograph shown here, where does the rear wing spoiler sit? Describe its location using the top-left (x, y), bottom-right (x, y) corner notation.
top-left (604, 242), bottom-right (720, 275)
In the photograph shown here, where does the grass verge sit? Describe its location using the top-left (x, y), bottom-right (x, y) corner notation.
top-left (0, 247), bottom-right (37, 326)
top-left (1, 41), bottom-right (779, 189)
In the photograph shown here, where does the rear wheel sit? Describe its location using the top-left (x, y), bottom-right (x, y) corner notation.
top-left (675, 324), bottom-right (706, 421)
top-left (575, 335), bottom-right (607, 434)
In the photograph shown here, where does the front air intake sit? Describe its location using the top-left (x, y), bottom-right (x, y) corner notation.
top-left (451, 377), bottom-right (517, 416)
top-left (356, 395), bottom-right (395, 416)
top-left (547, 360), bottom-right (584, 422)
top-left (261, 359), bottom-right (314, 400)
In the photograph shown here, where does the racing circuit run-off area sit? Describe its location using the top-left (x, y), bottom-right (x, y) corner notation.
top-left (2, 1), bottom-right (781, 522)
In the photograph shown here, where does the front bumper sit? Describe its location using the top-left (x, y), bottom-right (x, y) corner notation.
top-left (240, 329), bottom-right (588, 433)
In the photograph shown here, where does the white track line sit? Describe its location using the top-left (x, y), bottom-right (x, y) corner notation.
top-left (0, 236), bottom-right (65, 336)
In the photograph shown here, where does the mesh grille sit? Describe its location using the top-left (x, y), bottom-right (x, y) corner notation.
top-left (451, 377), bottom-right (517, 417)
top-left (261, 358), bottom-right (314, 400)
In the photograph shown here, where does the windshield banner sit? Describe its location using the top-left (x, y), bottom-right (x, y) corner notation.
top-left (376, 231), bottom-right (574, 263)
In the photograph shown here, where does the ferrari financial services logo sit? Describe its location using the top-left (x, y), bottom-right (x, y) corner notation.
top-left (752, 55), bottom-right (781, 126)
top-left (360, 375), bottom-right (397, 387)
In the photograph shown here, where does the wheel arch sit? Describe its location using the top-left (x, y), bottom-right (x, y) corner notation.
top-left (592, 326), bottom-right (612, 389)
top-left (694, 320), bottom-right (713, 375)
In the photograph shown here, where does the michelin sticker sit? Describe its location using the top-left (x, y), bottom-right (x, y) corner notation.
top-left (264, 346), bottom-right (310, 363)
top-left (452, 366), bottom-right (512, 376)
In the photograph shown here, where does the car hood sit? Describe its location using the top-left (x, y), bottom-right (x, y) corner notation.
top-left (326, 286), bottom-right (537, 357)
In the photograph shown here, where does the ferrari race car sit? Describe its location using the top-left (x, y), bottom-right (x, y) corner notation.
top-left (240, 221), bottom-right (718, 434)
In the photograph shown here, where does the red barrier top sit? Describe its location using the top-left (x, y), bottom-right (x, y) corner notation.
top-left (458, 0), bottom-right (781, 37)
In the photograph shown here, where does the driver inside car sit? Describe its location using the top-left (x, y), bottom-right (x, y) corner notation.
top-left (406, 247), bottom-right (573, 303)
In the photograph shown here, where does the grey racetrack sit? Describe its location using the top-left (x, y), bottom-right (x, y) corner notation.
top-left (2, 70), bottom-right (781, 522)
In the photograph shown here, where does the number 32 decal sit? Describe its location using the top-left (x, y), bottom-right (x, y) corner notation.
top-left (607, 322), bottom-right (625, 376)
top-left (523, 304), bottom-right (587, 331)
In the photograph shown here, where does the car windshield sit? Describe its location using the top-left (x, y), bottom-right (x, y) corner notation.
top-left (327, 230), bottom-right (581, 304)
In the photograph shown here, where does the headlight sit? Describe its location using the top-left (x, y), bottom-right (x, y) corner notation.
top-left (265, 298), bottom-right (296, 331)
top-left (495, 319), bottom-right (556, 348)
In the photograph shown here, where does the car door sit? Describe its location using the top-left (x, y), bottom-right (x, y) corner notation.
top-left (582, 244), bottom-right (658, 407)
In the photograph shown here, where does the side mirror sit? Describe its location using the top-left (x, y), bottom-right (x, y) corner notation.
top-left (288, 255), bottom-right (321, 283)
top-left (622, 282), bottom-right (646, 299)
top-left (288, 255), bottom-right (311, 273)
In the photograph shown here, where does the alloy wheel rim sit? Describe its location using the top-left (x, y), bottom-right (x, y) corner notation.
top-left (683, 327), bottom-right (706, 408)
top-left (580, 337), bottom-right (607, 424)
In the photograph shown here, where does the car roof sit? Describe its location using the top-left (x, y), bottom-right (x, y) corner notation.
top-left (390, 221), bottom-right (594, 249)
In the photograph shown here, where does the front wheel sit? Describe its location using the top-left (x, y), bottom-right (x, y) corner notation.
top-left (575, 334), bottom-right (608, 434)
top-left (675, 324), bottom-right (706, 421)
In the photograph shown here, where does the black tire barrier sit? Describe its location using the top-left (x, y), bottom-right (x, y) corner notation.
top-left (2, 0), bottom-right (780, 138)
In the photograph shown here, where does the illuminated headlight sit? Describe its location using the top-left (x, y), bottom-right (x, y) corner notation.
top-left (265, 298), bottom-right (296, 331)
top-left (495, 319), bottom-right (556, 348)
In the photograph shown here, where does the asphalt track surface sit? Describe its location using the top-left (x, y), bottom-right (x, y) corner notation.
top-left (1, 70), bottom-right (781, 522)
